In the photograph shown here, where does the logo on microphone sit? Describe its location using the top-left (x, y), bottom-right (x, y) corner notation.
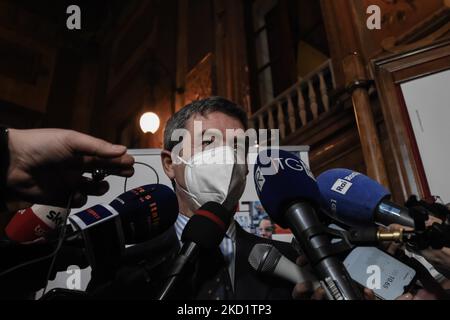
top-left (46, 210), bottom-right (64, 226)
top-left (34, 224), bottom-right (47, 238)
top-left (255, 167), bottom-right (266, 192)
top-left (331, 179), bottom-right (353, 195)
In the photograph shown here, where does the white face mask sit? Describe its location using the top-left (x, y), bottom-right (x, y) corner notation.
top-left (175, 145), bottom-right (247, 212)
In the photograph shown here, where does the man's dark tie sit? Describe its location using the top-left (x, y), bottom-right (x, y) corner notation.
top-left (193, 247), bottom-right (234, 300)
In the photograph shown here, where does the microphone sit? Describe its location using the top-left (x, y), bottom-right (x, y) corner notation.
top-left (6, 185), bottom-right (178, 246)
top-left (69, 184), bottom-right (178, 279)
top-left (248, 243), bottom-right (321, 290)
top-left (157, 202), bottom-right (232, 300)
top-left (254, 148), bottom-right (363, 300)
top-left (76, 184), bottom-right (179, 244)
top-left (5, 205), bottom-right (69, 244)
top-left (317, 169), bottom-right (415, 228)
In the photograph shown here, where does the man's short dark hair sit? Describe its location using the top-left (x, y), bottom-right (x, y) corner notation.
top-left (163, 96), bottom-right (249, 151)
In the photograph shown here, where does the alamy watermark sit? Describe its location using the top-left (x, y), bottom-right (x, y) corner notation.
top-left (66, 5), bottom-right (81, 30)
top-left (67, 4), bottom-right (383, 32)
top-left (366, 265), bottom-right (381, 290)
top-left (366, 5), bottom-right (382, 30)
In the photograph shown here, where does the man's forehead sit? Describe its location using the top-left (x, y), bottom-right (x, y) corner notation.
top-left (185, 112), bottom-right (245, 132)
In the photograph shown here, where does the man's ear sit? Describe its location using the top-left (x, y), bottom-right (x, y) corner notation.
top-left (161, 150), bottom-right (175, 180)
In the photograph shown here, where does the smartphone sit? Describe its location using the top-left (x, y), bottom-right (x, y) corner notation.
top-left (344, 247), bottom-right (416, 300)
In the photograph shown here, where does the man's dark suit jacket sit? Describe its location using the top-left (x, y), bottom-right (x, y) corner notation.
top-left (90, 222), bottom-right (298, 300)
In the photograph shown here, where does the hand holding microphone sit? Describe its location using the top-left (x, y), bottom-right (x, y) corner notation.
top-left (254, 149), bottom-right (363, 300)
top-left (249, 243), bottom-right (321, 287)
top-left (318, 169), bottom-right (450, 248)
top-left (248, 243), bottom-right (326, 300)
top-left (5, 128), bottom-right (135, 209)
top-left (317, 168), bottom-right (450, 298)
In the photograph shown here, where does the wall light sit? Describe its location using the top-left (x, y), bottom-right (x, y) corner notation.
top-left (140, 112), bottom-right (160, 134)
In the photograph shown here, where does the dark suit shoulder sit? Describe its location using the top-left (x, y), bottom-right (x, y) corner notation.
top-left (268, 238), bottom-right (298, 262)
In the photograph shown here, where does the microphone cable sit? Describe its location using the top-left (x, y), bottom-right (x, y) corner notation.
top-left (123, 162), bottom-right (159, 193)
top-left (41, 193), bottom-right (73, 295)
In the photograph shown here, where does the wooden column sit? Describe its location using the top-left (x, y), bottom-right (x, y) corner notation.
top-left (320, 0), bottom-right (363, 88)
top-left (321, 0), bottom-right (390, 186)
top-left (214, 0), bottom-right (251, 113)
top-left (343, 52), bottom-right (389, 187)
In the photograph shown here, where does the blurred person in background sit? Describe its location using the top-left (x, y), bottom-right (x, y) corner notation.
top-left (258, 218), bottom-right (275, 239)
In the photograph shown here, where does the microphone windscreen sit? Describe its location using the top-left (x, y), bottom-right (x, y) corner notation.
top-left (253, 149), bottom-right (320, 228)
top-left (181, 202), bottom-right (232, 249)
top-left (5, 205), bottom-right (68, 243)
top-left (110, 184), bottom-right (179, 244)
top-left (317, 169), bottom-right (390, 227)
top-left (248, 243), bottom-right (280, 273)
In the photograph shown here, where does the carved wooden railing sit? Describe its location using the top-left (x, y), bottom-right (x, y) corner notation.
top-left (249, 60), bottom-right (336, 141)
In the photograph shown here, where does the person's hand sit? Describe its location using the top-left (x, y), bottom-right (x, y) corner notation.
top-left (292, 256), bottom-right (326, 300)
top-left (388, 217), bottom-right (450, 279)
top-left (419, 247), bottom-right (450, 279)
top-left (5, 129), bottom-right (135, 208)
top-left (291, 256), bottom-right (376, 300)
top-left (396, 289), bottom-right (440, 300)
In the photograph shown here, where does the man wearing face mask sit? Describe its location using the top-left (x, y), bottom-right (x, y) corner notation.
top-left (91, 97), bottom-right (320, 300)
top-left (158, 97), bottom-right (299, 300)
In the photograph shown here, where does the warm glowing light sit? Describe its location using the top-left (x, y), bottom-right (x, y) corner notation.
top-left (140, 112), bottom-right (160, 134)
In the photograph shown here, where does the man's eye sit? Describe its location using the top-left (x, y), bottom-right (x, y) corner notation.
top-left (202, 140), bottom-right (213, 147)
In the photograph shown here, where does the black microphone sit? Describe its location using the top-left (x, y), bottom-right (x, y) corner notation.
top-left (248, 243), bottom-right (322, 291)
top-left (1, 184), bottom-right (179, 295)
top-left (254, 149), bottom-right (364, 300)
top-left (70, 184), bottom-right (178, 282)
top-left (157, 202), bottom-right (232, 300)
